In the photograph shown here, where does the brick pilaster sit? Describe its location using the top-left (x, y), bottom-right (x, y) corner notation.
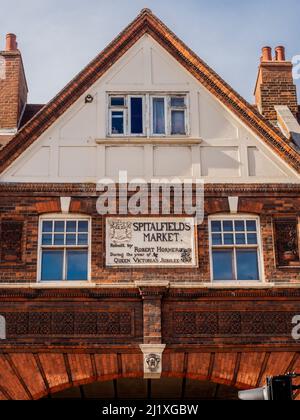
top-left (137, 282), bottom-right (169, 344)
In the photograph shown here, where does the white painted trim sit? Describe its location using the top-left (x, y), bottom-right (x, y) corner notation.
top-left (0, 128), bottom-right (17, 135)
top-left (96, 138), bottom-right (202, 145)
top-left (2, 282), bottom-right (300, 289)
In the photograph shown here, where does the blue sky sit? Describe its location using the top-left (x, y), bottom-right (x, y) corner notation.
top-left (0, 0), bottom-right (299, 104)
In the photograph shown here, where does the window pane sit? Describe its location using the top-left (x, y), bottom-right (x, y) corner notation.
top-left (66, 234), bottom-right (77, 245)
top-left (78, 221), bottom-right (88, 233)
top-left (212, 234), bottom-right (222, 246)
top-left (130, 97), bottom-right (143, 134)
top-left (153, 98), bottom-right (165, 134)
top-left (236, 249), bottom-right (259, 281)
top-left (211, 221), bottom-right (222, 233)
top-left (66, 250), bottom-right (88, 281)
top-left (78, 234), bottom-right (88, 246)
top-left (223, 221), bottom-right (233, 232)
top-left (224, 234), bottom-right (234, 245)
top-left (212, 250), bottom-right (234, 281)
top-left (247, 233), bottom-right (258, 245)
top-left (54, 221), bottom-right (64, 232)
top-left (42, 234), bottom-right (52, 246)
top-left (111, 111), bottom-right (124, 135)
top-left (42, 221), bottom-right (53, 233)
top-left (235, 233), bottom-right (246, 245)
top-left (171, 97), bottom-right (185, 107)
top-left (246, 220), bottom-right (257, 232)
top-left (66, 221), bottom-right (77, 233)
top-left (235, 221), bottom-right (245, 232)
top-left (171, 110), bottom-right (185, 135)
top-left (54, 234), bottom-right (64, 246)
top-left (111, 97), bottom-right (125, 107)
top-left (41, 250), bottom-right (63, 281)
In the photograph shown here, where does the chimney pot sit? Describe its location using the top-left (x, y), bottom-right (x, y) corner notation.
top-left (275, 46), bottom-right (286, 61)
top-left (261, 46), bottom-right (272, 62)
top-left (5, 33), bottom-right (17, 51)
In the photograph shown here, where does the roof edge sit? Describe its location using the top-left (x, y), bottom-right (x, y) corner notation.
top-left (0, 9), bottom-right (299, 175)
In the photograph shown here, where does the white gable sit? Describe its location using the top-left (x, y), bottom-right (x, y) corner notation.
top-left (1, 35), bottom-right (299, 184)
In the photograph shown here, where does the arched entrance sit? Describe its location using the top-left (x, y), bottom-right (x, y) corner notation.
top-left (46, 378), bottom-right (239, 400)
top-left (0, 351), bottom-right (299, 400)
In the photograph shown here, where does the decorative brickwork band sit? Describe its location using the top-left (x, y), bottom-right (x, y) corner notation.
top-left (2, 311), bottom-right (134, 338)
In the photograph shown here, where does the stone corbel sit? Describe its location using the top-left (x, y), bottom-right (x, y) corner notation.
top-left (139, 344), bottom-right (166, 379)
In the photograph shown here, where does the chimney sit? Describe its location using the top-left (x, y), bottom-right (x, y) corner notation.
top-left (5, 34), bottom-right (18, 51)
top-left (0, 33), bottom-right (28, 133)
top-left (254, 46), bottom-right (298, 122)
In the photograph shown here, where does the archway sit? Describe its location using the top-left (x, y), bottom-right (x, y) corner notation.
top-left (0, 351), bottom-right (299, 400)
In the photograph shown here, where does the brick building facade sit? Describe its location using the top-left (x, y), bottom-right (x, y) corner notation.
top-left (0, 9), bottom-right (299, 400)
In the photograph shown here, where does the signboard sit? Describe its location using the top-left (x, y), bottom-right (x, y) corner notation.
top-left (106, 217), bottom-right (197, 267)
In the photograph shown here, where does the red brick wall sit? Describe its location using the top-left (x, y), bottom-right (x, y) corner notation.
top-left (0, 52), bottom-right (27, 130)
top-left (0, 189), bottom-right (299, 284)
top-left (255, 62), bottom-right (298, 121)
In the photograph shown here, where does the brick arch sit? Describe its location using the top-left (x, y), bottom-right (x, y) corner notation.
top-left (0, 351), bottom-right (299, 400)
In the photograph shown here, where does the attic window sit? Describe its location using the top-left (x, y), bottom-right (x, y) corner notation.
top-left (111, 97), bottom-right (125, 107)
top-left (130, 97), bottom-right (144, 134)
top-left (108, 93), bottom-right (188, 137)
top-left (170, 96), bottom-right (187, 135)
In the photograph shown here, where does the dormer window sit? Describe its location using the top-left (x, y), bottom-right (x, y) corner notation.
top-left (108, 93), bottom-right (188, 137)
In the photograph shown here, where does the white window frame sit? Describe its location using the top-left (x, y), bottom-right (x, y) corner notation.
top-left (128, 95), bottom-right (146, 137)
top-left (168, 95), bottom-right (188, 136)
top-left (108, 95), bottom-right (127, 137)
top-left (208, 214), bottom-right (264, 284)
top-left (151, 95), bottom-right (168, 137)
top-left (107, 93), bottom-right (189, 138)
top-left (37, 214), bottom-right (91, 284)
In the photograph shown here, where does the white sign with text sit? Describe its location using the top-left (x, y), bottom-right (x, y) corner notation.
top-left (106, 217), bottom-right (197, 267)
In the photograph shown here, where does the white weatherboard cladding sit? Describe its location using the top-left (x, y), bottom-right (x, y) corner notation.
top-left (1, 35), bottom-right (299, 184)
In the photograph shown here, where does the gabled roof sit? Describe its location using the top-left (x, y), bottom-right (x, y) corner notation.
top-left (0, 8), bottom-right (299, 175)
